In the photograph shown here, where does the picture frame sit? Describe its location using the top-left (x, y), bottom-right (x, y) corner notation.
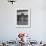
top-left (16, 8), bottom-right (31, 28)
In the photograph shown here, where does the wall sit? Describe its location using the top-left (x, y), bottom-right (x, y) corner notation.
top-left (0, 0), bottom-right (46, 42)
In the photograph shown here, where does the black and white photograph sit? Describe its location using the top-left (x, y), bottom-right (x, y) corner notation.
top-left (17, 10), bottom-right (28, 25)
top-left (16, 8), bottom-right (31, 28)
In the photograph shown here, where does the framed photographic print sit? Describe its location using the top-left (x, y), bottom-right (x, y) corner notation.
top-left (16, 8), bottom-right (31, 28)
